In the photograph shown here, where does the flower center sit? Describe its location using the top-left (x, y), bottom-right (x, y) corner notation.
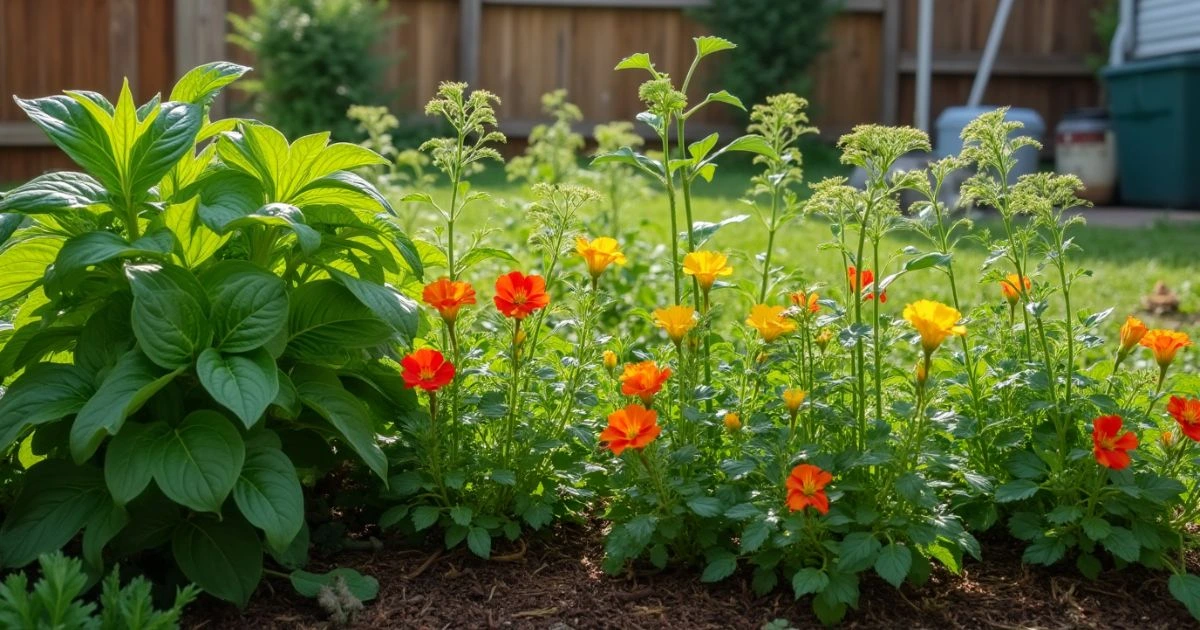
top-left (625, 426), bottom-right (640, 440)
top-left (510, 290), bottom-right (527, 305)
top-left (419, 368), bottom-right (436, 381)
top-left (1098, 435), bottom-right (1118, 450)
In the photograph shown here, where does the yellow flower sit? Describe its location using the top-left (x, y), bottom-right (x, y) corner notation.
top-left (603, 350), bottom-right (618, 371)
top-left (815, 328), bottom-right (833, 352)
top-left (745, 304), bottom-right (797, 343)
top-left (902, 300), bottom-right (966, 355)
top-left (723, 412), bottom-right (742, 432)
top-left (782, 388), bottom-right (806, 413)
top-left (682, 251), bottom-right (732, 292)
top-left (575, 236), bottom-right (626, 279)
top-left (653, 305), bottom-right (697, 345)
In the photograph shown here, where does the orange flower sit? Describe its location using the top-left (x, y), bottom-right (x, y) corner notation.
top-left (786, 464), bottom-right (832, 515)
top-left (782, 388), bottom-right (806, 414)
top-left (1167, 396), bottom-right (1200, 442)
top-left (789, 290), bottom-right (820, 315)
top-left (745, 304), bottom-right (797, 343)
top-left (575, 236), bottom-right (626, 279)
top-left (848, 266), bottom-right (886, 303)
top-left (493, 271), bottom-right (550, 319)
top-left (1092, 415), bottom-right (1138, 470)
top-left (682, 251), bottom-right (733, 292)
top-left (401, 348), bottom-right (456, 391)
top-left (1139, 329), bottom-right (1192, 368)
top-left (422, 277), bottom-right (477, 323)
top-left (723, 412), bottom-right (742, 432)
top-left (999, 274), bottom-right (1031, 305)
top-left (653, 305), bottom-right (697, 345)
top-left (600, 404), bottom-right (661, 455)
top-left (619, 361), bottom-right (672, 404)
top-left (1118, 316), bottom-right (1148, 355)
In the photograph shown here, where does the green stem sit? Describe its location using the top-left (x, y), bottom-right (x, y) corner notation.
top-left (759, 184), bottom-right (781, 303)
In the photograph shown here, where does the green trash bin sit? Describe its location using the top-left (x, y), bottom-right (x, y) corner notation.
top-left (1103, 52), bottom-right (1200, 208)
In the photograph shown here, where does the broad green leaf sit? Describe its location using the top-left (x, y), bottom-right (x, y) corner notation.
top-left (450, 506), bottom-right (474, 527)
top-left (0, 172), bottom-right (107, 214)
top-left (686, 496), bottom-right (723, 517)
top-left (0, 460), bottom-right (108, 567)
top-left (467, 527), bottom-right (492, 559)
top-left (689, 214), bottom-right (749, 248)
top-left (193, 169), bottom-right (264, 231)
top-left (290, 171), bottom-right (394, 215)
top-left (74, 293), bottom-right (135, 378)
top-left (163, 195), bottom-right (229, 268)
top-left (995, 479), bottom-right (1041, 502)
top-left (700, 90), bottom-right (745, 111)
top-left (1101, 526), bottom-right (1140, 562)
top-left (373, 216), bottom-right (423, 278)
top-left (812, 594), bottom-right (848, 625)
top-left (0, 213), bottom-right (19, 247)
top-left (0, 237), bottom-right (63, 303)
top-left (874, 543), bottom-right (913, 588)
top-left (170, 62), bottom-right (251, 107)
top-left (110, 79), bottom-right (139, 187)
top-left (327, 269), bottom-right (418, 343)
top-left (1076, 553), bottom-right (1102, 580)
top-left (200, 261), bottom-right (288, 352)
top-left (222, 203), bottom-right (320, 255)
top-left (196, 348), bottom-right (279, 429)
top-left (614, 52), bottom-right (654, 73)
top-left (234, 445), bottom-right (303, 554)
top-left (687, 133), bottom-right (719, 162)
top-left (590, 147), bottom-right (665, 179)
top-left (217, 122), bottom-right (290, 198)
top-left (694, 35), bottom-right (736, 58)
top-left (51, 229), bottom-right (174, 292)
top-left (17, 433), bottom-right (44, 469)
top-left (1022, 536), bottom-right (1066, 565)
top-left (1169, 573), bottom-right (1200, 620)
top-left (791, 567), bottom-right (829, 598)
top-left (904, 252), bottom-right (952, 271)
top-left (701, 550), bottom-right (737, 582)
top-left (454, 246), bottom-right (517, 276)
top-left (15, 95), bottom-right (122, 192)
top-left (739, 521), bottom-right (770, 554)
top-left (70, 349), bottom-right (184, 463)
top-left (713, 134), bottom-right (778, 162)
top-left (153, 410), bottom-right (246, 514)
top-left (411, 506), bottom-right (440, 531)
top-left (290, 568), bottom-right (378, 602)
top-left (0, 363), bottom-right (94, 451)
top-left (286, 281), bottom-right (394, 359)
top-left (127, 101), bottom-right (202, 195)
top-left (172, 515), bottom-right (262, 608)
top-left (269, 521), bottom-right (309, 570)
top-left (104, 421), bottom-right (170, 505)
top-left (127, 263), bottom-right (212, 369)
top-left (299, 142), bottom-right (387, 184)
top-left (82, 498), bottom-right (129, 569)
top-left (837, 532), bottom-right (881, 572)
top-left (294, 379), bottom-right (387, 481)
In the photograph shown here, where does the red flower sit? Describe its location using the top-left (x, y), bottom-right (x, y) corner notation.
top-left (493, 271), bottom-right (550, 319)
top-left (1167, 396), bottom-right (1200, 442)
top-left (423, 277), bottom-right (476, 322)
top-left (400, 348), bottom-right (455, 391)
top-left (599, 404), bottom-right (662, 456)
top-left (848, 266), bottom-right (886, 303)
top-left (786, 464), bottom-right (832, 515)
top-left (1092, 415), bottom-right (1138, 470)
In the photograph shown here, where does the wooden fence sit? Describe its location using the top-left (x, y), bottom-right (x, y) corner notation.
top-left (1, 0), bottom-right (1106, 182)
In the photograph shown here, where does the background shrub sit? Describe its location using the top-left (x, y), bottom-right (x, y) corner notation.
top-left (229, 0), bottom-right (394, 139)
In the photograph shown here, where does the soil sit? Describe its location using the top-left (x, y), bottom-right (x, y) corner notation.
top-left (185, 524), bottom-right (1200, 630)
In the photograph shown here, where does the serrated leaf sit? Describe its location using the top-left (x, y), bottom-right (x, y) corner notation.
top-left (614, 52), bottom-right (654, 72)
top-left (995, 479), bottom-right (1041, 503)
top-left (694, 35), bottom-right (736, 58)
top-left (791, 567), bottom-right (829, 598)
top-left (1081, 515), bottom-right (1112, 541)
top-left (837, 532), bottom-right (881, 572)
top-left (450, 506), bottom-right (474, 527)
top-left (740, 521), bottom-right (770, 554)
top-left (1168, 573), bottom-right (1200, 620)
top-left (1101, 526), bottom-right (1140, 562)
top-left (686, 496), bottom-right (723, 517)
top-left (874, 543), bottom-right (912, 588)
top-left (1046, 504), bottom-right (1084, 525)
top-left (1023, 536), bottom-right (1067, 566)
top-left (412, 506), bottom-right (440, 531)
top-left (467, 527), bottom-right (491, 559)
top-left (701, 550), bottom-right (737, 582)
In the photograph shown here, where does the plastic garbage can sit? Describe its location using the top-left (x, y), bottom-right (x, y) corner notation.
top-left (935, 105), bottom-right (1045, 184)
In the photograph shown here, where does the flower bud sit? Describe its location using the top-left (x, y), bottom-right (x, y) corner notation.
top-left (782, 388), bottom-right (807, 414)
top-left (815, 328), bottom-right (833, 352)
top-left (723, 412), bottom-right (742, 432)
top-left (915, 360), bottom-right (927, 385)
top-left (1161, 431), bottom-right (1175, 448)
top-left (514, 329), bottom-right (527, 346)
top-left (603, 350), bottom-right (617, 371)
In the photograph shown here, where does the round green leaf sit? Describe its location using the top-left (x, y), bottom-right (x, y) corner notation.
top-left (233, 445), bottom-right (304, 555)
top-left (153, 410), bottom-right (245, 514)
top-left (104, 420), bottom-right (170, 505)
top-left (196, 347), bottom-right (279, 429)
top-left (172, 515), bottom-right (262, 608)
top-left (289, 568), bottom-right (378, 602)
top-left (201, 261), bottom-right (289, 353)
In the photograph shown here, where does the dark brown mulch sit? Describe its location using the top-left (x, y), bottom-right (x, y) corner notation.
top-left (186, 525), bottom-right (1199, 630)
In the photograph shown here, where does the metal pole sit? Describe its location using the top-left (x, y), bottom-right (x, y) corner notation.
top-left (914, 0), bottom-right (934, 132)
top-left (968, 0), bottom-right (1016, 108)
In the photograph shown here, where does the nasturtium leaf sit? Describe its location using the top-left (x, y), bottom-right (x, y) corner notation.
top-left (874, 543), bottom-right (913, 588)
top-left (71, 348), bottom-right (184, 463)
top-left (0, 237), bottom-right (64, 303)
top-left (294, 378), bottom-right (388, 481)
top-left (15, 95), bottom-right (122, 192)
top-left (104, 420), bottom-right (170, 505)
top-left (0, 171), bottom-right (107, 215)
top-left (172, 515), bottom-right (262, 608)
top-left (152, 410), bottom-right (246, 514)
top-left (290, 568), bottom-right (379, 602)
top-left (197, 348), bottom-right (279, 429)
top-left (233, 445), bottom-right (304, 554)
top-left (791, 567), bottom-right (829, 598)
top-left (326, 269), bottom-right (418, 343)
top-left (0, 460), bottom-right (108, 568)
top-left (0, 363), bottom-right (93, 451)
top-left (170, 61), bottom-right (251, 107)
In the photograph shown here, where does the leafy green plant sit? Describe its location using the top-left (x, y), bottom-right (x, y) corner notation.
top-left (691, 0), bottom-right (838, 118)
top-left (589, 121), bottom-right (652, 235)
top-left (228, 0), bottom-right (393, 139)
top-left (0, 552), bottom-right (198, 630)
top-left (0, 62), bottom-right (421, 606)
top-left (506, 89), bottom-right (585, 186)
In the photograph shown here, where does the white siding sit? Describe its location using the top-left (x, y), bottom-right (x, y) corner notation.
top-left (1135, 0), bottom-right (1200, 58)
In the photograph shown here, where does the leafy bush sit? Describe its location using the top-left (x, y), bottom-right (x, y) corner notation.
top-left (228, 0), bottom-right (393, 139)
top-left (0, 552), bottom-right (198, 629)
top-left (506, 89), bottom-right (585, 186)
top-left (691, 0), bottom-right (838, 118)
top-left (0, 62), bottom-right (420, 606)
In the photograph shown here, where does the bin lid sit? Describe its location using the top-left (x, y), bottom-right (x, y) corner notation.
top-left (935, 105), bottom-right (1045, 135)
top-left (1103, 51), bottom-right (1200, 78)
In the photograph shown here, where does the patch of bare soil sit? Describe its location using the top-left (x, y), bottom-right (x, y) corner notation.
top-left (186, 526), bottom-right (1198, 630)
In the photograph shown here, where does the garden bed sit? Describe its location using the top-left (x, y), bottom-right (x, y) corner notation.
top-left (189, 525), bottom-right (1198, 629)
